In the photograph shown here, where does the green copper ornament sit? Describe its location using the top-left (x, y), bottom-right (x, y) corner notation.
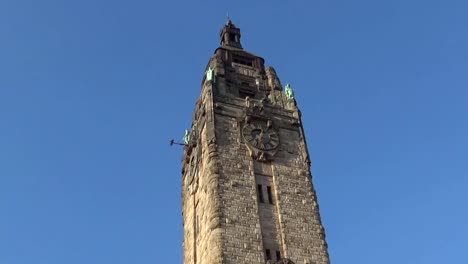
top-left (285, 83), bottom-right (295, 99)
top-left (183, 130), bottom-right (191, 145)
top-left (206, 67), bottom-right (215, 82)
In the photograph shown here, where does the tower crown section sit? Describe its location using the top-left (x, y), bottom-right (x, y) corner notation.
top-left (220, 19), bottom-right (242, 49)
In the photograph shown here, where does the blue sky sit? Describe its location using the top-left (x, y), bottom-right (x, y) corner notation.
top-left (0, 0), bottom-right (467, 263)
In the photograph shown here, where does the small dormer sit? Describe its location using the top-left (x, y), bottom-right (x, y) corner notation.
top-left (220, 19), bottom-right (242, 49)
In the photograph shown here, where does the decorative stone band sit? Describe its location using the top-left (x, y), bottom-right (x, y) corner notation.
top-left (266, 258), bottom-right (295, 264)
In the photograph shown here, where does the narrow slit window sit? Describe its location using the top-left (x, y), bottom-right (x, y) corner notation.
top-left (276, 250), bottom-right (281, 261)
top-left (257, 184), bottom-right (264, 203)
top-left (195, 214), bottom-right (199, 237)
top-left (194, 201), bottom-right (200, 239)
top-left (267, 186), bottom-right (274, 204)
top-left (265, 249), bottom-right (272, 260)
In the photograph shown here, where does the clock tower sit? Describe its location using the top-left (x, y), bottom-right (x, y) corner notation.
top-left (181, 20), bottom-right (331, 264)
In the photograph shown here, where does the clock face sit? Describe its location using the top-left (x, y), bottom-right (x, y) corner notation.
top-left (242, 122), bottom-right (279, 150)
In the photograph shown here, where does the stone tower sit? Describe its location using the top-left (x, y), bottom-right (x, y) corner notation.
top-left (181, 20), bottom-right (330, 264)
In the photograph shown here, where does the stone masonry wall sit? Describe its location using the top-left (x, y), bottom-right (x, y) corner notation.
top-left (182, 46), bottom-right (330, 264)
top-left (215, 114), bottom-right (265, 264)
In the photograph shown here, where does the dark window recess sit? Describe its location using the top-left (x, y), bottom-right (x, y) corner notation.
top-left (239, 89), bottom-right (255, 99)
top-left (229, 33), bottom-right (236, 41)
top-left (257, 184), bottom-right (264, 203)
top-left (267, 186), bottom-right (274, 204)
top-left (233, 56), bottom-right (253, 67)
top-left (276, 250), bottom-right (281, 261)
top-left (265, 249), bottom-right (272, 260)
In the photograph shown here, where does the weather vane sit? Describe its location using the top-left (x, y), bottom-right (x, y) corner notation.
top-left (169, 139), bottom-right (185, 146)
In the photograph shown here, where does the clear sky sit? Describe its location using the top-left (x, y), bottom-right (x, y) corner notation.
top-left (1, 0), bottom-right (467, 263)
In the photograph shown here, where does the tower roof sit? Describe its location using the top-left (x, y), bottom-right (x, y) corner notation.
top-left (225, 18), bottom-right (236, 27)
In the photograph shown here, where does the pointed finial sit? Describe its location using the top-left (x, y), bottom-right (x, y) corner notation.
top-left (226, 13), bottom-right (234, 26)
